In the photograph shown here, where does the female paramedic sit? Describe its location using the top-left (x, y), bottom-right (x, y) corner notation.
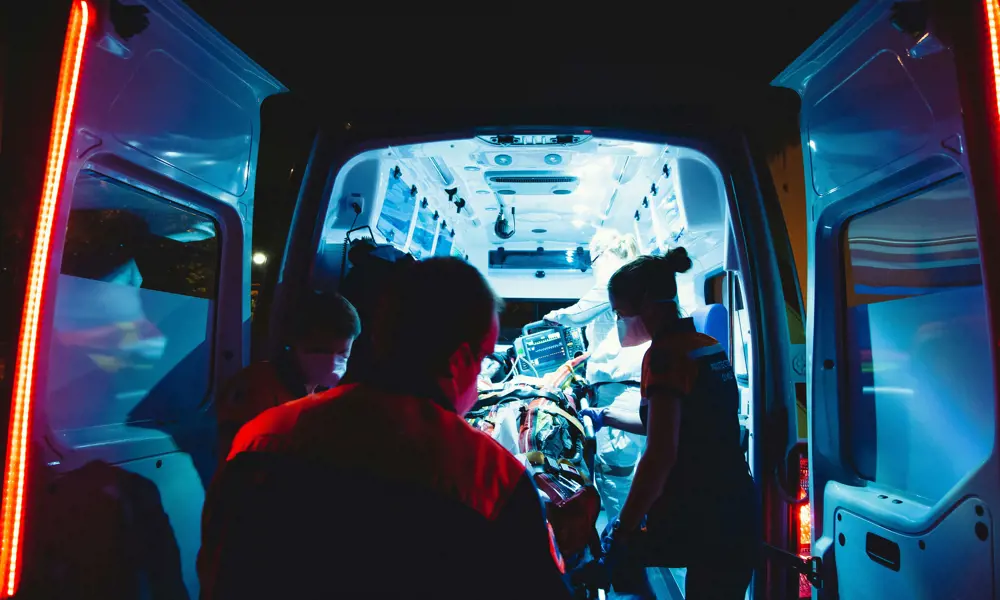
top-left (542, 229), bottom-right (645, 523)
top-left (580, 248), bottom-right (760, 600)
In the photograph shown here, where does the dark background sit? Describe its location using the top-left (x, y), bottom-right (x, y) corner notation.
top-left (0, 1), bottom-right (857, 389)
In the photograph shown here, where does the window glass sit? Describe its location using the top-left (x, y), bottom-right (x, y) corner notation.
top-left (843, 175), bottom-right (994, 502)
top-left (732, 278), bottom-right (750, 385)
top-left (635, 204), bottom-right (657, 254)
top-left (45, 171), bottom-right (220, 438)
top-left (435, 230), bottom-right (453, 257)
top-left (498, 299), bottom-right (576, 345)
top-left (704, 272), bottom-right (725, 305)
top-left (375, 173), bottom-right (415, 247)
top-left (410, 205), bottom-right (436, 259)
top-left (488, 250), bottom-right (592, 271)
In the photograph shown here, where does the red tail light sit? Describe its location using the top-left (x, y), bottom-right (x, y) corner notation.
top-left (794, 453), bottom-right (811, 598)
top-left (985, 1), bottom-right (1000, 120)
top-left (0, 2), bottom-right (90, 596)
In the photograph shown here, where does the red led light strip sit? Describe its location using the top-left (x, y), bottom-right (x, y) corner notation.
top-left (986, 1), bottom-right (1000, 122)
top-left (0, 1), bottom-right (89, 595)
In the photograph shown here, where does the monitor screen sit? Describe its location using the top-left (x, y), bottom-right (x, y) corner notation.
top-left (518, 329), bottom-right (568, 375)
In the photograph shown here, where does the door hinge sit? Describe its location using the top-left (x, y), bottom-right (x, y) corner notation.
top-left (762, 544), bottom-right (823, 589)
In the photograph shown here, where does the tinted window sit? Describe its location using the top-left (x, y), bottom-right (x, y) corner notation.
top-left (634, 204), bottom-right (657, 253)
top-left (732, 277), bottom-right (750, 384)
top-left (45, 171), bottom-right (220, 441)
top-left (498, 299), bottom-right (575, 344)
top-left (375, 173), bottom-right (415, 246)
top-left (435, 230), bottom-right (453, 257)
top-left (410, 204), bottom-right (437, 259)
top-left (489, 250), bottom-right (592, 271)
top-left (704, 272), bottom-right (725, 305)
top-left (843, 175), bottom-right (994, 502)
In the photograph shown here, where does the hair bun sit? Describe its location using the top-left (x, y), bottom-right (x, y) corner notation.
top-left (665, 247), bottom-right (693, 274)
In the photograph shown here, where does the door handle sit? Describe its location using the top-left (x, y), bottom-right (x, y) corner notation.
top-left (865, 532), bottom-right (901, 572)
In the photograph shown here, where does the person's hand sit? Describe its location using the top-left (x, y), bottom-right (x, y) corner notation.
top-left (580, 407), bottom-right (607, 432)
top-left (600, 520), bottom-right (637, 574)
top-left (541, 312), bottom-right (562, 327)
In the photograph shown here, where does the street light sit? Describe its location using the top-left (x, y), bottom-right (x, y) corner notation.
top-left (252, 252), bottom-right (268, 266)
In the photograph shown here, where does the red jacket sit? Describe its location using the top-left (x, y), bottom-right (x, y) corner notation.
top-left (199, 382), bottom-right (572, 600)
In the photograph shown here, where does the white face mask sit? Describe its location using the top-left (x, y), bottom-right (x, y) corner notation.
top-left (333, 354), bottom-right (349, 379)
top-left (617, 314), bottom-right (652, 348)
top-left (298, 353), bottom-right (347, 390)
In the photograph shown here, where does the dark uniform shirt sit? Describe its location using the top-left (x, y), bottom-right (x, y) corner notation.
top-left (213, 349), bottom-right (312, 465)
top-left (199, 379), bottom-right (572, 600)
top-left (638, 318), bottom-right (759, 558)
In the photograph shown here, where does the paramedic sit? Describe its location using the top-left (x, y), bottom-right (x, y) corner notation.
top-left (338, 237), bottom-right (415, 384)
top-left (581, 248), bottom-right (760, 600)
top-left (214, 291), bottom-right (360, 464)
top-left (198, 258), bottom-right (573, 600)
top-left (542, 228), bottom-right (645, 523)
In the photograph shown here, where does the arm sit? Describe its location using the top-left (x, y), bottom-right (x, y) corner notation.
top-left (602, 405), bottom-right (647, 436)
top-left (492, 473), bottom-right (575, 598)
top-left (544, 284), bottom-right (610, 327)
top-left (616, 391), bottom-right (682, 533)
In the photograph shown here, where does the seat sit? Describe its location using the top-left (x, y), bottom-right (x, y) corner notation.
top-left (690, 304), bottom-right (730, 356)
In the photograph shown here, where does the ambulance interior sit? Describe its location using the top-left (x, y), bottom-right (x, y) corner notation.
top-left (309, 134), bottom-right (755, 593)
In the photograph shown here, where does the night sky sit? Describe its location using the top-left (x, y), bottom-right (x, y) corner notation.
top-left (179, 3), bottom-right (856, 277)
top-left (0, 2), bottom-right (858, 374)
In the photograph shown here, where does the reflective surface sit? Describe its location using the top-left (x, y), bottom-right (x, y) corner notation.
top-left (48, 171), bottom-right (218, 438)
top-left (844, 175), bottom-right (993, 502)
top-left (808, 51), bottom-right (934, 197)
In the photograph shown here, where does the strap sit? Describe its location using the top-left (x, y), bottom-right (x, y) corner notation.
top-left (535, 403), bottom-right (587, 437)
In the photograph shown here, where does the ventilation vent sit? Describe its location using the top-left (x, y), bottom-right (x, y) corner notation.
top-left (484, 171), bottom-right (580, 196)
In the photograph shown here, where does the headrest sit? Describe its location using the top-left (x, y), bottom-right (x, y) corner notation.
top-left (690, 304), bottom-right (730, 355)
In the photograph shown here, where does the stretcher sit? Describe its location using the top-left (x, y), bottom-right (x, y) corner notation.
top-left (469, 327), bottom-right (609, 597)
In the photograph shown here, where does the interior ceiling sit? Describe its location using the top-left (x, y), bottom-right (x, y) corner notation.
top-left (393, 137), bottom-right (671, 247)
top-left (184, 4), bottom-right (858, 115)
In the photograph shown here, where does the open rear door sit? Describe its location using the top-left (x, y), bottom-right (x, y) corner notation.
top-left (775, 0), bottom-right (1000, 596)
top-left (1, 1), bottom-right (284, 597)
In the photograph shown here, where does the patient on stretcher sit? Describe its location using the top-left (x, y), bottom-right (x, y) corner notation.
top-left (467, 346), bottom-right (601, 565)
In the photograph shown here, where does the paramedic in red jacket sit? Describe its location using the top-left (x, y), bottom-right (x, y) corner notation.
top-left (198, 257), bottom-right (573, 600)
top-left (213, 291), bottom-right (360, 465)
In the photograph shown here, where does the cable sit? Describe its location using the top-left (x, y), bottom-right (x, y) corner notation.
top-left (498, 359), bottom-right (519, 384)
top-left (338, 207), bottom-right (363, 286)
top-left (519, 356), bottom-right (540, 378)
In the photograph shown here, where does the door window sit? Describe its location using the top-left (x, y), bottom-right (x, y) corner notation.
top-left (45, 170), bottom-right (220, 439)
top-left (842, 174), bottom-right (994, 502)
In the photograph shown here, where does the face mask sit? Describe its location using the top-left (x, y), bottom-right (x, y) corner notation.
top-left (333, 355), bottom-right (349, 379)
top-left (617, 314), bottom-right (652, 348)
top-left (297, 353), bottom-right (341, 389)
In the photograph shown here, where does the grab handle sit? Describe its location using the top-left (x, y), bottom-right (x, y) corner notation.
top-left (865, 533), bottom-right (901, 572)
top-left (522, 320), bottom-right (559, 336)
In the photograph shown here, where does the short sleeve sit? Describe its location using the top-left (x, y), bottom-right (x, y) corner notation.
top-left (642, 344), bottom-right (697, 398)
